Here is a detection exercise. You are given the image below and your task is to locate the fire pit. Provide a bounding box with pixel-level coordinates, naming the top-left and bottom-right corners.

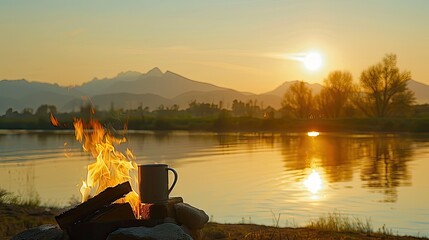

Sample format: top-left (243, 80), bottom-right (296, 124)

top-left (52, 181), bottom-right (208, 240)
top-left (12, 117), bottom-right (209, 240)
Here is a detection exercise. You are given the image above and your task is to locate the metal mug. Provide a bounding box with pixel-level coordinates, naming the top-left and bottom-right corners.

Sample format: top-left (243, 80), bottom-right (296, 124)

top-left (138, 164), bottom-right (178, 204)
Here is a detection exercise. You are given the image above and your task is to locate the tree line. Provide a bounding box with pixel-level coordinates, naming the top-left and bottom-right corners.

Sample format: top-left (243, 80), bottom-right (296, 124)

top-left (281, 54), bottom-right (415, 119)
top-left (1, 53), bottom-right (429, 131)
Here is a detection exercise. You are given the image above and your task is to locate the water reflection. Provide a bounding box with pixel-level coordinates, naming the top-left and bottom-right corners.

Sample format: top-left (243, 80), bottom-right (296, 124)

top-left (307, 131), bottom-right (320, 137)
top-left (303, 169), bottom-right (323, 196)
top-left (0, 131), bottom-right (427, 236)
top-left (360, 135), bottom-right (413, 202)
top-left (281, 133), bottom-right (414, 202)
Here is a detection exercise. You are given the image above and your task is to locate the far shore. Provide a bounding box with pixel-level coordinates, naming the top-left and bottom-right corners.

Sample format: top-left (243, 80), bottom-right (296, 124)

top-left (1, 116), bottom-right (429, 133)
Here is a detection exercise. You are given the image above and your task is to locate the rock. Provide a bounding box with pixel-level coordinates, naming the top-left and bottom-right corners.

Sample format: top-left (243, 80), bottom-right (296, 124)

top-left (11, 224), bottom-right (66, 240)
top-left (174, 203), bottom-right (209, 230)
top-left (180, 225), bottom-right (203, 240)
top-left (164, 217), bottom-right (178, 225)
top-left (107, 223), bottom-right (193, 240)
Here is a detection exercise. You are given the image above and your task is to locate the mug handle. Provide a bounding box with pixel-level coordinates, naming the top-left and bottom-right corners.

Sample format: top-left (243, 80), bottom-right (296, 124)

top-left (167, 167), bottom-right (178, 194)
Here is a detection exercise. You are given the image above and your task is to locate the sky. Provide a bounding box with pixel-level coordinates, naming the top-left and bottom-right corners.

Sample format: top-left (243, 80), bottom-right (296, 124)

top-left (1, 0), bottom-right (428, 94)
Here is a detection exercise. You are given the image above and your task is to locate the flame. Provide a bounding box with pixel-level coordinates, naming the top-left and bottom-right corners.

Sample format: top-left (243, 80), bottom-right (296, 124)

top-left (50, 113), bottom-right (61, 127)
top-left (73, 117), bottom-right (140, 216)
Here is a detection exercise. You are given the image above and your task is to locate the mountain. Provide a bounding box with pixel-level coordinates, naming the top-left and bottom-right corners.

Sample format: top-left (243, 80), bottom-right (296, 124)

top-left (0, 79), bottom-right (83, 113)
top-left (75, 67), bottom-right (232, 98)
top-left (21, 91), bottom-right (77, 111)
top-left (0, 79), bottom-right (82, 99)
top-left (0, 68), bottom-right (428, 114)
top-left (101, 69), bottom-right (229, 98)
top-left (0, 95), bottom-right (20, 112)
top-left (408, 80), bottom-right (429, 104)
top-left (263, 80), bottom-right (323, 97)
top-left (78, 71), bottom-right (142, 95)
top-left (61, 93), bottom-right (172, 112)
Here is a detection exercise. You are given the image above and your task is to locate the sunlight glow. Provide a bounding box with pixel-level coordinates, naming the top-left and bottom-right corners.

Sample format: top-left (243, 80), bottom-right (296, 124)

top-left (307, 131), bottom-right (320, 137)
top-left (303, 52), bottom-right (322, 71)
top-left (304, 170), bottom-right (323, 195)
top-left (278, 51), bottom-right (324, 72)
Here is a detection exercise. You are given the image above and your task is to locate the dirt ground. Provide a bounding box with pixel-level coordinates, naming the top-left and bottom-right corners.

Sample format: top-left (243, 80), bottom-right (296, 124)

top-left (201, 222), bottom-right (426, 240)
top-left (1, 203), bottom-right (426, 240)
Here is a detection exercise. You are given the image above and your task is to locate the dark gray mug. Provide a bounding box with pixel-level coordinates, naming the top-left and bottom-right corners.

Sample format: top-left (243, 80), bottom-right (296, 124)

top-left (138, 164), bottom-right (178, 204)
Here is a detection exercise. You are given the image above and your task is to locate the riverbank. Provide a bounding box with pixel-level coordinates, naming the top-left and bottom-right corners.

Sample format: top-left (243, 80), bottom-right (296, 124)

top-left (1, 202), bottom-right (426, 240)
top-left (203, 222), bottom-right (426, 240)
top-left (1, 115), bottom-right (429, 132)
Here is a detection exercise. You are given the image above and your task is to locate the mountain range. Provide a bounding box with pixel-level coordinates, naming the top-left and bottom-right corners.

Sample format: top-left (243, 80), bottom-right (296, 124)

top-left (1, 67), bottom-right (428, 114)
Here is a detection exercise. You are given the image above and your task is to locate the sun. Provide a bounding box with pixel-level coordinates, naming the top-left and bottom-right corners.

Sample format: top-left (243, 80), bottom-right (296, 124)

top-left (303, 52), bottom-right (323, 71)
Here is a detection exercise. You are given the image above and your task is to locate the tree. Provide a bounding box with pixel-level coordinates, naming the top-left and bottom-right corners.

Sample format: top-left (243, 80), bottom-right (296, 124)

top-left (232, 100), bottom-right (245, 117)
top-left (188, 100), bottom-right (220, 117)
top-left (35, 104), bottom-right (57, 116)
top-left (5, 108), bottom-right (13, 116)
top-left (316, 71), bottom-right (354, 118)
top-left (21, 108), bottom-right (34, 116)
top-left (281, 81), bottom-right (314, 119)
top-left (358, 54), bottom-right (414, 117)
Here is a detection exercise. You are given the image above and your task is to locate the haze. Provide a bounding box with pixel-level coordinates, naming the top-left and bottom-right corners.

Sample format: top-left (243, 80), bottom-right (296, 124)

top-left (1, 0), bottom-right (428, 93)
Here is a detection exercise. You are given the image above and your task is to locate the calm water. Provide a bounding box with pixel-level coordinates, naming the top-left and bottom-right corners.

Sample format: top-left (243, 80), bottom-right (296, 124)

top-left (0, 130), bottom-right (428, 236)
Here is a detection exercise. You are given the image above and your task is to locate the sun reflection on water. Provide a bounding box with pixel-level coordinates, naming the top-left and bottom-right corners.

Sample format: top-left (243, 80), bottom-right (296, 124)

top-left (307, 131), bottom-right (320, 137)
top-left (303, 169), bottom-right (323, 199)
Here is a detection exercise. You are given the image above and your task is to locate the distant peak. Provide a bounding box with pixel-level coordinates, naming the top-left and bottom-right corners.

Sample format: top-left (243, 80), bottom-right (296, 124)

top-left (146, 67), bottom-right (163, 77)
top-left (1, 79), bottom-right (28, 83)
top-left (164, 70), bottom-right (185, 78)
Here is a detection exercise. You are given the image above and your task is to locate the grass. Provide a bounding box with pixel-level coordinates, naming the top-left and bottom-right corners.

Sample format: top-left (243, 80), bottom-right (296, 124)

top-left (201, 212), bottom-right (428, 240)
top-left (306, 211), bottom-right (373, 234)
top-left (0, 188), bottom-right (59, 238)
top-left (0, 188), bottom-right (41, 207)
top-left (1, 189), bottom-right (427, 239)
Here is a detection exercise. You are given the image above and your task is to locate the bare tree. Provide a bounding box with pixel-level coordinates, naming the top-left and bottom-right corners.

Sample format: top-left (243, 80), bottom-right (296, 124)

top-left (357, 54), bottom-right (414, 118)
top-left (316, 71), bottom-right (354, 118)
top-left (281, 81), bottom-right (313, 119)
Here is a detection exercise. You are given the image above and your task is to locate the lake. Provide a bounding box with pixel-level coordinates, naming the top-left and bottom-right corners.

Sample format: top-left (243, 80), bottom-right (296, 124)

top-left (0, 130), bottom-right (428, 236)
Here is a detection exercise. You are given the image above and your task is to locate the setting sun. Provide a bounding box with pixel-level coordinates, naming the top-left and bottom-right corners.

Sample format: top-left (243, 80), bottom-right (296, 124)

top-left (1, 1), bottom-right (429, 238)
top-left (303, 52), bottom-right (323, 71)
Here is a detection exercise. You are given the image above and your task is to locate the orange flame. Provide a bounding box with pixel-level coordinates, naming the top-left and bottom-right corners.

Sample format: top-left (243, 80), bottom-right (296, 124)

top-left (73, 118), bottom-right (140, 216)
top-left (50, 113), bottom-right (61, 127)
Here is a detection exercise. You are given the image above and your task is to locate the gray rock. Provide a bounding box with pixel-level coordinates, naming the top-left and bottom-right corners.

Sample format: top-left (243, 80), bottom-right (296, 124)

top-left (174, 203), bottom-right (209, 230)
top-left (180, 225), bottom-right (202, 240)
top-left (107, 223), bottom-right (193, 240)
top-left (11, 224), bottom-right (65, 240)
top-left (163, 217), bottom-right (178, 225)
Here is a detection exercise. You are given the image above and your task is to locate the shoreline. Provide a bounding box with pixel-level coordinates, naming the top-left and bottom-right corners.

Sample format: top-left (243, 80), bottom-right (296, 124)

top-left (1, 203), bottom-right (427, 240)
top-left (1, 116), bottom-right (429, 133)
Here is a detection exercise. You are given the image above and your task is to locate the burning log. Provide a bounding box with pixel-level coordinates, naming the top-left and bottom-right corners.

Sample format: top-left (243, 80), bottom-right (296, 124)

top-left (140, 197), bottom-right (183, 220)
top-left (55, 181), bottom-right (133, 230)
top-left (87, 203), bottom-right (135, 223)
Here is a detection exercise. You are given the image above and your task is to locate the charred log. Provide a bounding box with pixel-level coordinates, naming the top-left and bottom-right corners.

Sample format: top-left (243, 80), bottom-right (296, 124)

top-left (55, 181), bottom-right (133, 230)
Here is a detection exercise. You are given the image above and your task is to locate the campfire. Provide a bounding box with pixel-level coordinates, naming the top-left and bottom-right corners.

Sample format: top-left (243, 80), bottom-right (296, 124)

top-left (23, 114), bottom-right (210, 240)
top-left (73, 117), bottom-right (140, 215)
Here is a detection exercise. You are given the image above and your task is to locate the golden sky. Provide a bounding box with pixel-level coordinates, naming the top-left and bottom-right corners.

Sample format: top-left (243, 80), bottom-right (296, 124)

top-left (1, 0), bottom-right (428, 93)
